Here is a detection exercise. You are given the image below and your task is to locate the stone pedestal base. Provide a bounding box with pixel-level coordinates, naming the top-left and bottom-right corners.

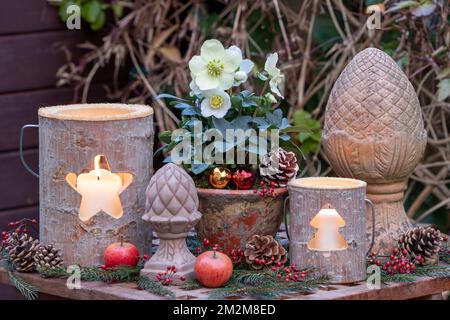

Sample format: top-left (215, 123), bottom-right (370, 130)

top-left (366, 181), bottom-right (412, 254)
top-left (140, 236), bottom-right (196, 285)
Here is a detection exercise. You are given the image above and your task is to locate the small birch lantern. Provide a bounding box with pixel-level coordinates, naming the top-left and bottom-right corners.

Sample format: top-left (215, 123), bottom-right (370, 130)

top-left (24, 103), bottom-right (154, 266)
top-left (287, 177), bottom-right (375, 283)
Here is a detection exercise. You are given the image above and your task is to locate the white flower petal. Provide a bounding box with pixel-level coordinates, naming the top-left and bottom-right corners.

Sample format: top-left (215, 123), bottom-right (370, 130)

top-left (222, 48), bottom-right (242, 72)
top-left (218, 72), bottom-right (234, 90)
top-left (195, 70), bottom-right (219, 90)
top-left (189, 80), bottom-right (202, 96)
top-left (264, 53), bottom-right (279, 77)
top-left (227, 45), bottom-right (243, 58)
top-left (188, 55), bottom-right (207, 75)
top-left (200, 99), bottom-right (216, 117)
top-left (270, 78), bottom-right (283, 98)
top-left (239, 59), bottom-right (254, 74)
top-left (201, 39), bottom-right (225, 60)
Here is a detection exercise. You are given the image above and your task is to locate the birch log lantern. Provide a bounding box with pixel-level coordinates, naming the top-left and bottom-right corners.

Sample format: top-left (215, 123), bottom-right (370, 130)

top-left (287, 177), bottom-right (375, 284)
top-left (21, 103), bottom-right (154, 266)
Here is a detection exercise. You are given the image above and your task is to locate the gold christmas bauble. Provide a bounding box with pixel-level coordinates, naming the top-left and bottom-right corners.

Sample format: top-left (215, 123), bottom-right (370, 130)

top-left (209, 167), bottom-right (231, 189)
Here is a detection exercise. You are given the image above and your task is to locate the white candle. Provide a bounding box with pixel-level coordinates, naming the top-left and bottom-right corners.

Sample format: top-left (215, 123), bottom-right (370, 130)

top-left (307, 207), bottom-right (348, 251)
top-left (76, 156), bottom-right (123, 221)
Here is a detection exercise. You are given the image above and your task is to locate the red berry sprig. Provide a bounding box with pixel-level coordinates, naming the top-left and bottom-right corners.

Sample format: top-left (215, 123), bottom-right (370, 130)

top-left (270, 263), bottom-right (309, 282)
top-left (253, 181), bottom-right (276, 198)
top-left (156, 265), bottom-right (186, 286)
top-left (1, 218), bottom-right (38, 246)
top-left (368, 246), bottom-right (421, 276)
top-left (230, 247), bottom-right (245, 266)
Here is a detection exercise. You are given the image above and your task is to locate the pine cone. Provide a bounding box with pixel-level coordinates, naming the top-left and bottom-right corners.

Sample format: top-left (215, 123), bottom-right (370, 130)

top-left (244, 235), bottom-right (287, 270)
top-left (259, 148), bottom-right (298, 187)
top-left (34, 244), bottom-right (63, 269)
top-left (4, 232), bottom-right (39, 272)
top-left (398, 227), bottom-right (443, 264)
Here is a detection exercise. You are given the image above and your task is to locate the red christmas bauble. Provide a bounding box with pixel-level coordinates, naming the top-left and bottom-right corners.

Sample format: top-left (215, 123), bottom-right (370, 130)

top-left (103, 239), bottom-right (140, 268)
top-left (232, 168), bottom-right (256, 190)
top-left (194, 251), bottom-right (233, 288)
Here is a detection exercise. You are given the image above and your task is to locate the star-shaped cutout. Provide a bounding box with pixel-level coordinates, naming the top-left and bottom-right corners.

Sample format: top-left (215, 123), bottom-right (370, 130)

top-left (66, 171), bottom-right (133, 222)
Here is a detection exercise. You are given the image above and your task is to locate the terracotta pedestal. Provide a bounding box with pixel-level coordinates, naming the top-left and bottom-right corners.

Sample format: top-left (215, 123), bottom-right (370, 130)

top-left (323, 48), bottom-right (427, 254)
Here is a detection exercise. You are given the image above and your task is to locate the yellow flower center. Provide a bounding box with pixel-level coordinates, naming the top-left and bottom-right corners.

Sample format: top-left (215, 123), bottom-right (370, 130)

top-left (210, 95), bottom-right (224, 109)
top-left (206, 59), bottom-right (224, 78)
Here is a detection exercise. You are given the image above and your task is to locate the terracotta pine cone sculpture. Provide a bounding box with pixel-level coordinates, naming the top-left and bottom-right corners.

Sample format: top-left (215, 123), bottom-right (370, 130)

top-left (244, 235), bottom-right (287, 270)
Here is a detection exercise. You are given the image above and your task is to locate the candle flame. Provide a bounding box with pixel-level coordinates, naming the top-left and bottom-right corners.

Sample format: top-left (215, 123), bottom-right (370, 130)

top-left (94, 155), bottom-right (101, 180)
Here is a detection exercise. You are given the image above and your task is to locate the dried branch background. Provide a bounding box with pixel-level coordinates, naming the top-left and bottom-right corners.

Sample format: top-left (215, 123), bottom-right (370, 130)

top-left (55, 0), bottom-right (450, 230)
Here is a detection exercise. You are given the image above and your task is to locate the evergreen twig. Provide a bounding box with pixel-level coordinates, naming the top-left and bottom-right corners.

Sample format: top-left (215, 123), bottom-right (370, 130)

top-left (381, 262), bottom-right (450, 283)
top-left (180, 278), bottom-right (202, 290)
top-left (7, 271), bottom-right (38, 300)
top-left (137, 276), bottom-right (176, 298)
top-left (1, 248), bottom-right (39, 300)
top-left (202, 268), bottom-right (329, 300)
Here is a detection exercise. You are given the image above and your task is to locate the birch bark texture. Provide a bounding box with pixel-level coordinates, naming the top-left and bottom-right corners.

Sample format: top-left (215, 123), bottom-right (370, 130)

top-left (38, 104), bottom-right (154, 266)
top-left (287, 177), bottom-right (369, 284)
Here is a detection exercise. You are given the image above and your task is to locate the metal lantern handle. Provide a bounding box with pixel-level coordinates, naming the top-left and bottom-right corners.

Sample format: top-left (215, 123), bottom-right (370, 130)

top-left (365, 198), bottom-right (376, 255)
top-left (283, 196), bottom-right (290, 241)
top-left (20, 124), bottom-right (39, 178)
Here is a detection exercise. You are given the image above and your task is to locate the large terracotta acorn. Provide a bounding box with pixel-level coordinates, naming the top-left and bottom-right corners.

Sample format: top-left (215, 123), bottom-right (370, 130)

top-left (323, 48), bottom-right (427, 254)
top-left (140, 163), bottom-right (202, 283)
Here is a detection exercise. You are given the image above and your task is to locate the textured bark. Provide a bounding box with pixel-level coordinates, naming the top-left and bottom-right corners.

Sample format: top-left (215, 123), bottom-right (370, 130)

top-left (38, 104), bottom-right (154, 266)
top-left (288, 178), bottom-right (369, 284)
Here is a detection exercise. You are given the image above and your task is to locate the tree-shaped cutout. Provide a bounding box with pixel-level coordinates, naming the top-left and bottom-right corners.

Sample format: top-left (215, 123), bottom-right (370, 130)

top-left (307, 204), bottom-right (348, 251)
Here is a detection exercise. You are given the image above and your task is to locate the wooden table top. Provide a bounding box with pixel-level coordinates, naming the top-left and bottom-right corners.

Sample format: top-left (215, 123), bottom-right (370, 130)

top-left (1, 266), bottom-right (449, 300)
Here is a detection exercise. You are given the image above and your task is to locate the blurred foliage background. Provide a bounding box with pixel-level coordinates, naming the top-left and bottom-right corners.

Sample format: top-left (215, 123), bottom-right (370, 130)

top-left (52, 0), bottom-right (450, 232)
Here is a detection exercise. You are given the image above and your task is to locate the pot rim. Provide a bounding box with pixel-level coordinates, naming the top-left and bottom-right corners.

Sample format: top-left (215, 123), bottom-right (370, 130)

top-left (196, 187), bottom-right (287, 196)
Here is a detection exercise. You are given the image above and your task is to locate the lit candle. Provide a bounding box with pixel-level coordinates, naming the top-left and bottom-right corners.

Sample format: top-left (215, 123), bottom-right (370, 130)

top-left (66, 155), bottom-right (133, 222)
top-left (307, 204), bottom-right (348, 251)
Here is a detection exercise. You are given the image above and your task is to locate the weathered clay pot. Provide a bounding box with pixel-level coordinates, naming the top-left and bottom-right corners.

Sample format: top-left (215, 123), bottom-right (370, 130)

top-left (196, 188), bottom-right (287, 253)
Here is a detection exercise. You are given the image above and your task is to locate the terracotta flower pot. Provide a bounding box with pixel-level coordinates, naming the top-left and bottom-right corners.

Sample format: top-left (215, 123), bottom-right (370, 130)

top-left (195, 188), bottom-right (287, 253)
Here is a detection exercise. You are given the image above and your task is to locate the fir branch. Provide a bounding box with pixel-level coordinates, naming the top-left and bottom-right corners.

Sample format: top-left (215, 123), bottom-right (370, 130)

top-left (181, 278), bottom-right (202, 290)
top-left (207, 269), bottom-right (329, 300)
top-left (7, 271), bottom-right (38, 300)
top-left (37, 264), bottom-right (142, 283)
top-left (137, 276), bottom-right (175, 298)
top-left (1, 247), bottom-right (39, 300)
top-left (381, 262), bottom-right (450, 283)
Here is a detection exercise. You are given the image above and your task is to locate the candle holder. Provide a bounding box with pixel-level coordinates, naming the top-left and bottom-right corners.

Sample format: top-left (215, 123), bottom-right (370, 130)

top-left (20, 103), bottom-right (154, 266)
top-left (287, 177), bottom-right (375, 284)
top-left (322, 48), bottom-right (427, 254)
top-left (141, 163), bottom-right (202, 283)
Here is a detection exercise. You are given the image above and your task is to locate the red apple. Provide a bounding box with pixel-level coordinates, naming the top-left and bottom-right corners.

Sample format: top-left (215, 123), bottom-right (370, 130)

top-left (194, 250), bottom-right (233, 288)
top-left (103, 239), bottom-right (140, 268)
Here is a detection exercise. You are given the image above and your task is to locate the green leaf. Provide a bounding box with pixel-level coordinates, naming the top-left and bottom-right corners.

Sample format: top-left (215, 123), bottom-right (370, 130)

top-left (437, 79), bottom-right (450, 101)
top-left (111, 3), bottom-right (124, 18)
top-left (81, 0), bottom-right (102, 23)
top-left (158, 131), bottom-right (172, 144)
top-left (90, 10), bottom-right (106, 30)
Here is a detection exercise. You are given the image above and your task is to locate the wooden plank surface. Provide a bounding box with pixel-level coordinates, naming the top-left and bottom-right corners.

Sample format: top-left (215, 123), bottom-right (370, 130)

top-left (0, 84), bottom-right (109, 152)
top-left (0, 0), bottom-right (65, 35)
top-left (0, 266), bottom-right (448, 300)
top-left (0, 149), bottom-right (38, 210)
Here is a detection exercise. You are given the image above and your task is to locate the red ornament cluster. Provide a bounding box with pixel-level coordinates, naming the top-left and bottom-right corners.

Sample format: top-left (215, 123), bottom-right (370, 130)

top-left (229, 247), bottom-right (245, 265)
top-left (232, 168), bottom-right (256, 190)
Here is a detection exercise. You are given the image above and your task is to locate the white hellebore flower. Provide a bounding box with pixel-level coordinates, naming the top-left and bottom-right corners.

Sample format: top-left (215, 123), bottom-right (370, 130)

top-left (189, 79), bottom-right (202, 96)
top-left (264, 53), bottom-right (284, 98)
top-left (200, 89), bottom-right (231, 119)
top-left (265, 92), bottom-right (277, 104)
top-left (189, 39), bottom-right (242, 91)
top-left (227, 46), bottom-right (254, 86)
